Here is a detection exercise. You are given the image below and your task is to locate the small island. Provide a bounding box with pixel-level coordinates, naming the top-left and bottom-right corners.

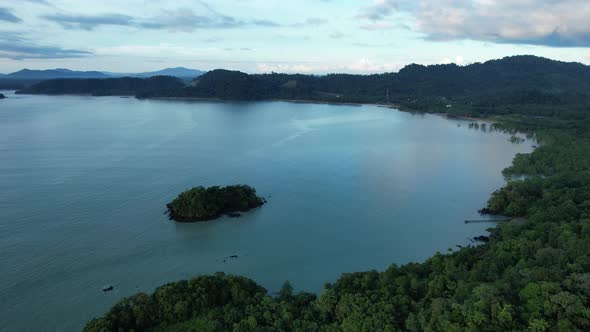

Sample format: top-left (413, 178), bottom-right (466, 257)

top-left (0, 93), bottom-right (6, 99)
top-left (166, 185), bottom-right (265, 222)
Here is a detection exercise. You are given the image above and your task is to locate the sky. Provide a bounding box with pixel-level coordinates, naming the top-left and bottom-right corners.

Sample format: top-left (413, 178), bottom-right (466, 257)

top-left (0, 0), bottom-right (589, 74)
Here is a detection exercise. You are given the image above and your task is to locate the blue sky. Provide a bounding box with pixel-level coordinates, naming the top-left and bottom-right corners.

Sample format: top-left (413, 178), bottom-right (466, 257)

top-left (0, 0), bottom-right (589, 74)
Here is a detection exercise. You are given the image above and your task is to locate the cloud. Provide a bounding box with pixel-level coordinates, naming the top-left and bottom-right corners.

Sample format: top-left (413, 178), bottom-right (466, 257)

top-left (22, 0), bottom-right (52, 5)
top-left (330, 31), bottom-right (345, 39)
top-left (441, 56), bottom-right (465, 65)
top-left (296, 17), bottom-right (328, 26)
top-left (357, 0), bottom-right (590, 47)
top-left (257, 58), bottom-right (402, 74)
top-left (0, 7), bottom-right (22, 23)
top-left (0, 32), bottom-right (91, 60)
top-left (346, 58), bottom-right (401, 73)
top-left (352, 42), bottom-right (396, 48)
top-left (356, 0), bottom-right (397, 21)
top-left (94, 44), bottom-right (210, 58)
top-left (42, 6), bottom-right (281, 32)
top-left (42, 13), bottom-right (134, 30)
top-left (257, 63), bottom-right (316, 73)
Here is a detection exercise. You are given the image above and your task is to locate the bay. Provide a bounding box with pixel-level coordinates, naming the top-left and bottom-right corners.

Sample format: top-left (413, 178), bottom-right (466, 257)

top-left (0, 91), bottom-right (533, 331)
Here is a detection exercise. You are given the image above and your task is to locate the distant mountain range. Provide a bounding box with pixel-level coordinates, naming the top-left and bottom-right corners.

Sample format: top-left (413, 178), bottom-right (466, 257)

top-left (0, 67), bottom-right (204, 80)
top-left (105, 67), bottom-right (205, 78)
top-left (4, 69), bottom-right (109, 79)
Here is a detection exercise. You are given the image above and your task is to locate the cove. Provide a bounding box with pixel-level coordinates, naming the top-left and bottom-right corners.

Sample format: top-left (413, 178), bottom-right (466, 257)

top-left (0, 92), bottom-right (534, 331)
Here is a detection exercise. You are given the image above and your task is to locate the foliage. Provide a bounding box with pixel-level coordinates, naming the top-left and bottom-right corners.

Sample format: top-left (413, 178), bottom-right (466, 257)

top-left (167, 185), bottom-right (264, 222)
top-left (16, 76), bottom-right (184, 96)
top-left (0, 78), bottom-right (37, 90)
top-left (19, 56), bottom-right (590, 121)
top-left (134, 56), bottom-right (590, 120)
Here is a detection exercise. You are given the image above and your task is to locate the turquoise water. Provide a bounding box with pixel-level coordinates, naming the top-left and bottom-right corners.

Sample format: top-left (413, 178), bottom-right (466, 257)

top-left (0, 91), bottom-right (534, 331)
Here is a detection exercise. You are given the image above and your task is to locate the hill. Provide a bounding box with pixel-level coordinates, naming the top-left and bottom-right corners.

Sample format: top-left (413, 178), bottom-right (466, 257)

top-left (16, 76), bottom-right (185, 96)
top-left (101, 67), bottom-right (205, 78)
top-left (133, 67), bottom-right (204, 78)
top-left (136, 55), bottom-right (590, 116)
top-left (1, 67), bottom-right (204, 81)
top-left (17, 55), bottom-right (590, 119)
top-left (5, 68), bottom-right (109, 80)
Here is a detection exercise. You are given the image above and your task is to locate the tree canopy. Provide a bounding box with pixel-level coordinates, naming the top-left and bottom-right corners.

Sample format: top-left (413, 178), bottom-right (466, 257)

top-left (166, 185), bottom-right (265, 222)
top-left (16, 76), bottom-right (184, 96)
top-left (18, 56), bottom-right (590, 121)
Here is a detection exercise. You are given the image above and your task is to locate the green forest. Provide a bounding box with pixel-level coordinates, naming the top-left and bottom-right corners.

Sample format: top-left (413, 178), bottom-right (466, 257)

top-left (16, 76), bottom-right (184, 96)
top-left (18, 55), bottom-right (590, 120)
top-left (83, 56), bottom-right (590, 331)
top-left (166, 185), bottom-right (265, 222)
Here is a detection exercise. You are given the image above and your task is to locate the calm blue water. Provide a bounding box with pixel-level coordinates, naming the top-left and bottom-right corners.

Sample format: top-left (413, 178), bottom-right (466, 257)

top-left (0, 91), bottom-right (534, 331)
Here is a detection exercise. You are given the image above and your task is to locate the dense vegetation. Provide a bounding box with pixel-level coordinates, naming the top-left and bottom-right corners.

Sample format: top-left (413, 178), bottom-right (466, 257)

top-left (131, 56), bottom-right (590, 117)
top-left (166, 185), bottom-right (265, 222)
top-left (83, 55), bottom-right (590, 331)
top-left (0, 78), bottom-right (40, 90)
top-left (16, 76), bottom-right (184, 96)
top-left (18, 55), bottom-right (590, 119)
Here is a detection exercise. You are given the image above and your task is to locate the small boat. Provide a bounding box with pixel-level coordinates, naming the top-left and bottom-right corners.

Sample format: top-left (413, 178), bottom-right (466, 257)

top-left (102, 285), bottom-right (114, 292)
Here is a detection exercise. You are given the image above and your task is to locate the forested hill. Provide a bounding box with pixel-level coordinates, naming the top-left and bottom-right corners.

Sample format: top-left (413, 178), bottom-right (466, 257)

top-left (17, 55), bottom-right (590, 117)
top-left (146, 56), bottom-right (590, 118)
top-left (16, 76), bottom-right (184, 96)
top-left (135, 55), bottom-right (590, 107)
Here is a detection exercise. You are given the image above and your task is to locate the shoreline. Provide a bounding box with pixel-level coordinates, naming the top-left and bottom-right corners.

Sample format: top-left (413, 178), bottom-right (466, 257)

top-left (166, 202), bottom-right (265, 223)
top-left (431, 112), bottom-right (496, 123)
top-left (148, 96), bottom-right (396, 108)
top-left (146, 96), bottom-right (498, 123)
top-left (17, 91), bottom-right (498, 124)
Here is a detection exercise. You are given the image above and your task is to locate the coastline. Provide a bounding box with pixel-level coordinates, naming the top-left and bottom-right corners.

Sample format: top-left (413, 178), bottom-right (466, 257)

top-left (17, 91), bottom-right (496, 124)
top-left (432, 112), bottom-right (496, 123)
top-left (151, 96), bottom-right (498, 123)
top-left (148, 95), bottom-right (395, 108)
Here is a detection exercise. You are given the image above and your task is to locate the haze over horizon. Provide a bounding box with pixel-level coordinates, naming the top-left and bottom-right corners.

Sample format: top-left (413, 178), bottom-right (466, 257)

top-left (1, 0), bottom-right (589, 74)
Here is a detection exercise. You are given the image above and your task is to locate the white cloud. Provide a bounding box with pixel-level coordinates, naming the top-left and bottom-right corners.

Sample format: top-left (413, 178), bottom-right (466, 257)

top-left (257, 63), bottom-right (316, 73)
top-left (94, 44), bottom-right (219, 57)
top-left (257, 58), bottom-right (402, 74)
top-left (357, 0), bottom-right (590, 47)
top-left (347, 58), bottom-right (400, 72)
top-left (356, 0), bottom-right (397, 21)
top-left (440, 55), bottom-right (466, 65)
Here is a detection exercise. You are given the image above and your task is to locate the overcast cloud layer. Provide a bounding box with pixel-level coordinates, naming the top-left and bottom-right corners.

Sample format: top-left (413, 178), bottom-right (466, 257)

top-left (360, 0), bottom-right (590, 47)
top-left (0, 0), bottom-right (588, 73)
